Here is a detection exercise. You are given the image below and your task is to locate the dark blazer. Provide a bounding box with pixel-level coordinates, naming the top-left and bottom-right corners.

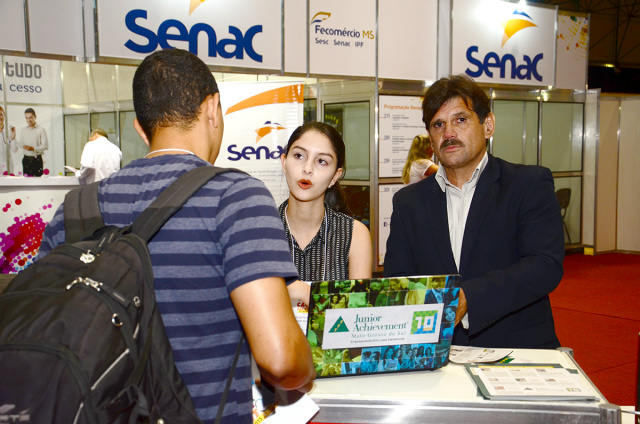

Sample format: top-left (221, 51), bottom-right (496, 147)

top-left (384, 154), bottom-right (564, 349)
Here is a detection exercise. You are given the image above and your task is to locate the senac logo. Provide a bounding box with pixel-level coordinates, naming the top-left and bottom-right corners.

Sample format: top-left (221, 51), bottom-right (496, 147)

top-left (124, 1), bottom-right (263, 62)
top-left (465, 9), bottom-right (543, 82)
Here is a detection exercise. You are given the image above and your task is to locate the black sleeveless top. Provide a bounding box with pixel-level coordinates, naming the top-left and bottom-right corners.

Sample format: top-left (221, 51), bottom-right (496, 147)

top-left (279, 200), bottom-right (354, 281)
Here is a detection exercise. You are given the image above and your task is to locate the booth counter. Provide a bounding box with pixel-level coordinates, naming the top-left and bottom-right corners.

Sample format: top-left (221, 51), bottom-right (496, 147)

top-left (0, 175), bottom-right (81, 190)
top-left (0, 176), bottom-right (81, 273)
top-left (309, 347), bottom-right (620, 424)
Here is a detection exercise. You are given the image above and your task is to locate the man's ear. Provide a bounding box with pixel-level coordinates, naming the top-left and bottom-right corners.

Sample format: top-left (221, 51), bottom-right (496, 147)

top-left (133, 118), bottom-right (150, 147)
top-left (484, 112), bottom-right (495, 139)
top-left (207, 93), bottom-right (220, 129)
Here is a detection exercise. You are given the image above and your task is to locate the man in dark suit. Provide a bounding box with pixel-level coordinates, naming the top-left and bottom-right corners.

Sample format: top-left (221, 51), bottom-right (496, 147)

top-left (384, 75), bottom-right (564, 349)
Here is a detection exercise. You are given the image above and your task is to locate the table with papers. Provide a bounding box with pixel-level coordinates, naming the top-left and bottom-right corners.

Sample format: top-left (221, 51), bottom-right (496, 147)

top-left (308, 347), bottom-right (620, 424)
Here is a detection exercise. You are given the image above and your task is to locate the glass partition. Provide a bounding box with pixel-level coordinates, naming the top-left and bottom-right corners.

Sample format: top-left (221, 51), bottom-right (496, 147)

top-left (554, 176), bottom-right (582, 245)
top-left (492, 100), bottom-right (538, 165)
top-left (63, 114), bottom-right (89, 173)
top-left (304, 98), bottom-right (317, 123)
top-left (323, 101), bottom-right (370, 180)
top-left (541, 102), bottom-right (584, 172)
top-left (491, 94), bottom-right (585, 246)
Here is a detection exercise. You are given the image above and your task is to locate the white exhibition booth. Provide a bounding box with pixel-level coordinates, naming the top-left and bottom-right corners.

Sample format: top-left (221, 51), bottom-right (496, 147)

top-left (0, 1), bottom-right (637, 423)
top-left (2, 0), bottom-right (612, 273)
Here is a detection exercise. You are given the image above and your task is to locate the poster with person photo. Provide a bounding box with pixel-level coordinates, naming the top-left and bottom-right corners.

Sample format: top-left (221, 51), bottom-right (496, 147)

top-left (5, 105), bottom-right (64, 176)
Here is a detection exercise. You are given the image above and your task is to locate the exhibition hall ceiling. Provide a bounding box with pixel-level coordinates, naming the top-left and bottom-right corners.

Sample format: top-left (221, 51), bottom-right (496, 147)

top-left (536, 0), bottom-right (640, 69)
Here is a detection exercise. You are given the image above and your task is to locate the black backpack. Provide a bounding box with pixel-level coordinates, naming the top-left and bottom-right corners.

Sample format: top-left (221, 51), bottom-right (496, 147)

top-left (0, 166), bottom-right (242, 424)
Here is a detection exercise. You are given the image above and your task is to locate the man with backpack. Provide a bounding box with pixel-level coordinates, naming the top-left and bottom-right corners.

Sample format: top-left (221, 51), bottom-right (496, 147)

top-left (37, 49), bottom-right (315, 423)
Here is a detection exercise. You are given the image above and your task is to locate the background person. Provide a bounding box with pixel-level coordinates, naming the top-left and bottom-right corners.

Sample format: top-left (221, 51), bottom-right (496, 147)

top-left (10, 107), bottom-right (48, 177)
top-left (280, 121), bottom-right (372, 305)
top-left (73, 128), bottom-right (122, 183)
top-left (384, 74), bottom-right (564, 349)
top-left (0, 106), bottom-right (9, 174)
top-left (38, 49), bottom-right (314, 423)
top-left (402, 134), bottom-right (438, 184)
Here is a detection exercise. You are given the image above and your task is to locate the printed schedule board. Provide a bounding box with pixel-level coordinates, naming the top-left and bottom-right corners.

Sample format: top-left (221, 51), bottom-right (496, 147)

top-left (378, 95), bottom-right (425, 178)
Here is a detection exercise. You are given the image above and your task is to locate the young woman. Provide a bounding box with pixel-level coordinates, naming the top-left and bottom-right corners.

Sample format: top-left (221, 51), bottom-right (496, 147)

top-left (280, 122), bottom-right (372, 303)
top-left (401, 134), bottom-right (438, 184)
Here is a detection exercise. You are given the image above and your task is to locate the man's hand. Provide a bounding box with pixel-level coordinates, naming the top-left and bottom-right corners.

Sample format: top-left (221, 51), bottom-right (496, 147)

top-left (23, 145), bottom-right (34, 151)
top-left (455, 288), bottom-right (467, 326)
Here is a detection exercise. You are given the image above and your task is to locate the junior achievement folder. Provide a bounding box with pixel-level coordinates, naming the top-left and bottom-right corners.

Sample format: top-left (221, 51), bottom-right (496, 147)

top-left (306, 275), bottom-right (461, 378)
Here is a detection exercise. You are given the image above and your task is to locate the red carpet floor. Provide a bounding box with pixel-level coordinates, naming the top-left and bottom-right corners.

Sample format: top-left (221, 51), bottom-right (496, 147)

top-left (550, 252), bottom-right (640, 407)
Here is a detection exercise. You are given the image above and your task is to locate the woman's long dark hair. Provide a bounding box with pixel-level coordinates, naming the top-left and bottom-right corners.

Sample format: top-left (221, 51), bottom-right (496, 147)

top-left (284, 121), bottom-right (352, 215)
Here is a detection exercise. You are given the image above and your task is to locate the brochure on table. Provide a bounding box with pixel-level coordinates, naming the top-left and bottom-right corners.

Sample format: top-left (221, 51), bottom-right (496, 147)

top-left (465, 363), bottom-right (600, 401)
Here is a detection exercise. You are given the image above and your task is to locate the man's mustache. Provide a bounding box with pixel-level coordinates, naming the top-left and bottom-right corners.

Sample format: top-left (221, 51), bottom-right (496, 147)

top-left (440, 138), bottom-right (463, 149)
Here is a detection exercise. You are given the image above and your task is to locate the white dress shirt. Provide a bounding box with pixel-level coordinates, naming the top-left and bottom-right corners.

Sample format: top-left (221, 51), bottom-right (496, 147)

top-left (76, 136), bottom-right (122, 183)
top-left (434, 151), bottom-right (489, 328)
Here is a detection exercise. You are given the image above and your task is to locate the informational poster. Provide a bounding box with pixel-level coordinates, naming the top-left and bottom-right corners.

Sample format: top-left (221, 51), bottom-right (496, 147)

top-left (214, 82), bottom-right (304, 205)
top-left (97, 0), bottom-right (282, 70)
top-left (3, 57), bottom-right (62, 105)
top-left (378, 184), bottom-right (404, 266)
top-left (309, 0), bottom-right (376, 77)
top-left (3, 57), bottom-right (64, 177)
top-left (555, 12), bottom-right (589, 90)
top-left (452, 0), bottom-right (557, 87)
top-left (4, 56), bottom-right (66, 176)
top-left (5, 105), bottom-right (65, 177)
top-left (378, 95), bottom-right (425, 178)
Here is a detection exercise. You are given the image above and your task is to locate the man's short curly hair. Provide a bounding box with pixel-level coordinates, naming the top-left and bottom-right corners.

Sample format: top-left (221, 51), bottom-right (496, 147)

top-left (133, 49), bottom-right (219, 140)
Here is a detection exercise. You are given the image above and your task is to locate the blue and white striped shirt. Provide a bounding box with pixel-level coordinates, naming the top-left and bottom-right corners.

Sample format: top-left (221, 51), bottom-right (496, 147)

top-left (39, 154), bottom-right (299, 424)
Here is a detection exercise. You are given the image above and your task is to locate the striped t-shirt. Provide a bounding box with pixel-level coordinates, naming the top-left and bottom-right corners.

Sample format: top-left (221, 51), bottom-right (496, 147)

top-left (278, 200), bottom-right (354, 281)
top-left (39, 154), bottom-right (299, 424)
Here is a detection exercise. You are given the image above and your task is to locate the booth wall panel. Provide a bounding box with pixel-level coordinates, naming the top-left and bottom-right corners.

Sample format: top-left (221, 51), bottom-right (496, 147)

top-left (0, 0), bottom-right (26, 53)
top-left (29, 0), bottom-right (84, 57)
top-left (617, 99), bottom-right (640, 252)
top-left (595, 99), bottom-right (618, 253)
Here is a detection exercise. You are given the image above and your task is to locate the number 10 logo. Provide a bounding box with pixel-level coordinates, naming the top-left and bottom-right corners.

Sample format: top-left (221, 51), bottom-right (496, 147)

top-left (412, 311), bottom-right (438, 334)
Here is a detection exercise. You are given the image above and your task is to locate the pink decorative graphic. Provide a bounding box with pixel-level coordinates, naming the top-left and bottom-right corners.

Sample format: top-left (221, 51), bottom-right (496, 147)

top-left (1, 198), bottom-right (49, 273)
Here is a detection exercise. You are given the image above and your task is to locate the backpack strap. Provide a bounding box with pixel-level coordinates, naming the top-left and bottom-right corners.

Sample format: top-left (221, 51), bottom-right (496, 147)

top-left (215, 335), bottom-right (244, 424)
top-left (64, 181), bottom-right (104, 243)
top-left (130, 166), bottom-right (242, 242)
top-left (63, 166), bottom-right (243, 244)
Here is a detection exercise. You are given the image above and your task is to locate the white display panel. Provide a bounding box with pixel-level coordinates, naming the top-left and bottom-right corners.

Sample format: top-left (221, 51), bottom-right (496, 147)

top-left (378, 95), bottom-right (425, 178)
top-left (378, 0), bottom-right (438, 81)
top-left (214, 82), bottom-right (304, 206)
top-left (28, 0), bottom-right (84, 57)
top-left (308, 0), bottom-right (376, 77)
top-left (0, 0), bottom-right (26, 53)
top-left (97, 0), bottom-right (282, 70)
top-left (284, 0), bottom-right (307, 74)
top-left (452, 0), bottom-right (557, 87)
